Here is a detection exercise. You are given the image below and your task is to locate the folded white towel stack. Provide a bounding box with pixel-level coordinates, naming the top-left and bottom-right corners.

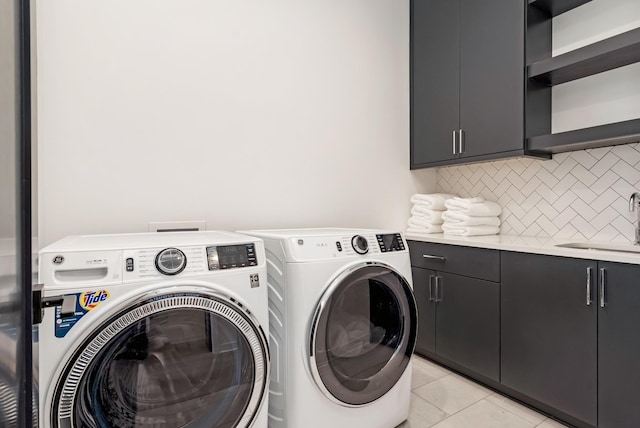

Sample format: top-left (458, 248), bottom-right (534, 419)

top-left (410, 193), bottom-right (457, 210)
top-left (410, 206), bottom-right (444, 223)
top-left (442, 197), bottom-right (502, 237)
top-left (444, 197), bottom-right (502, 217)
top-left (406, 193), bottom-right (457, 235)
top-left (441, 210), bottom-right (501, 227)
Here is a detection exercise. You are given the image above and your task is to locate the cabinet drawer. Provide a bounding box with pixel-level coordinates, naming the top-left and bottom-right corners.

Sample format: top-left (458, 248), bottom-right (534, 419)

top-left (407, 241), bottom-right (499, 282)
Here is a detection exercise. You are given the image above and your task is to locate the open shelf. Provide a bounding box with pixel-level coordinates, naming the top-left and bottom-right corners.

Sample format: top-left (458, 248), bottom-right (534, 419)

top-left (528, 0), bottom-right (591, 18)
top-left (527, 118), bottom-right (640, 154)
top-left (528, 28), bottom-right (640, 85)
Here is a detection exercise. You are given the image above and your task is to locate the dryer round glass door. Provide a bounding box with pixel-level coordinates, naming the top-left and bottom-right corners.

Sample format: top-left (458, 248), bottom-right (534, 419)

top-left (309, 263), bottom-right (418, 406)
top-left (50, 291), bottom-right (268, 428)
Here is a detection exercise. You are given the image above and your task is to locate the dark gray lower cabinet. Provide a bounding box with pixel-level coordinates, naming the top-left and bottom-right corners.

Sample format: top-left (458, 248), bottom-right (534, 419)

top-left (410, 243), bottom-right (640, 428)
top-left (412, 267), bottom-right (499, 381)
top-left (412, 267), bottom-right (436, 355)
top-left (436, 272), bottom-right (499, 381)
top-left (598, 262), bottom-right (640, 428)
top-left (501, 252), bottom-right (597, 427)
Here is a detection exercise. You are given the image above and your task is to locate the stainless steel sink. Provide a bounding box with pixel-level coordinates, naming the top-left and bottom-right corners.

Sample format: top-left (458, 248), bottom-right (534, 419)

top-left (555, 242), bottom-right (640, 254)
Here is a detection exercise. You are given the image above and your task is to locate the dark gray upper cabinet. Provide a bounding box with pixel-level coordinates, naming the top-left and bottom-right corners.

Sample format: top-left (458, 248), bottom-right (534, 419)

top-left (458, 0), bottom-right (524, 159)
top-left (411, 0), bottom-right (547, 168)
top-left (598, 262), bottom-right (640, 428)
top-left (501, 252), bottom-right (597, 427)
top-left (410, 0), bottom-right (460, 166)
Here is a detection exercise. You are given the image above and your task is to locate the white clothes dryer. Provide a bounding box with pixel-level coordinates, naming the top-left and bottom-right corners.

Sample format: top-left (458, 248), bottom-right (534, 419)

top-left (38, 231), bottom-right (269, 428)
top-left (239, 228), bottom-right (417, 428)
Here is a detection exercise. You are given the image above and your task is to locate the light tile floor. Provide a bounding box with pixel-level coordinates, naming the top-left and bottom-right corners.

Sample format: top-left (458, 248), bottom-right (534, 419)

top-left (396, 355), bottom-right (571, 428)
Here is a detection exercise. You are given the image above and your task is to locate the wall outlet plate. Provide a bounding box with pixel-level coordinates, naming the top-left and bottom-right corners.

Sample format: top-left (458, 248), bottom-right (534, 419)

top-left (148, 221), bottom-right (207, 233)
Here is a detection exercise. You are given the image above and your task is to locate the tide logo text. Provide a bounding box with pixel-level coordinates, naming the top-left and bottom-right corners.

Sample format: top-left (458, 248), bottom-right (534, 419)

top-left (79, 290), bottom-right (110, 311)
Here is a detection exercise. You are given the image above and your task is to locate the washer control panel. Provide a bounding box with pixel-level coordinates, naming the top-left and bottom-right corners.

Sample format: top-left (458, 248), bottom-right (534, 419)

top-left (376, 233), bottom-right (405, 252)
top-left (122, 242), bottom-right (259, 281)
top-left (122, 246), bottom-right (205, 280)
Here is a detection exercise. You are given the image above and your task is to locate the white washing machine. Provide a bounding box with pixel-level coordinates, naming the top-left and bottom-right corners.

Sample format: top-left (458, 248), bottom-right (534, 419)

top-left (238, 228), bottom-right (418, 428)
top-left (37, 231), bottom-right (269, 428)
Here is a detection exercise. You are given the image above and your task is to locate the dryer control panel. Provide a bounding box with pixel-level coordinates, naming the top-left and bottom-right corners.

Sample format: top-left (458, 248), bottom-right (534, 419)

top-left (285, 232), bottom-right (407, 262)
top-left (376, 233), bottom-right (406, 252)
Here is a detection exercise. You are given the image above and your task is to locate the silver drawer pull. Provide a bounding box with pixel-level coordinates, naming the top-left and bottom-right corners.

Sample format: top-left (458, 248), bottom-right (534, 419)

top-left (586, 267), bottom-right (592, 306)
top-left (423, 254), bottom-right (446, 261)
top-left (428, 275), bottom-right (435, 302)
top-left (452, 131), bottom-right (457, 155)
top-left (435, 275), bottom-right (442, 303)
top-left (600, 268), bottom-right (606, 308)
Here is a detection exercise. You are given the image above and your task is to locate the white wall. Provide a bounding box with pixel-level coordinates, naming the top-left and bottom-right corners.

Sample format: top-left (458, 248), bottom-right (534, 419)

top-left (36, 0), bottom-right (435, 247)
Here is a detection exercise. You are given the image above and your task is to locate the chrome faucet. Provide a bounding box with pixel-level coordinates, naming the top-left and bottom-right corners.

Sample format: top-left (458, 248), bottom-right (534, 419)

top-left (629, 192), bottom-right (640, 244)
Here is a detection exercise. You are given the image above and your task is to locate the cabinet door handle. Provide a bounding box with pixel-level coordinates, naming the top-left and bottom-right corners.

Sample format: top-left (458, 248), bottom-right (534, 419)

top-left (586, 267), bottom-right (592, 306)
top-left (423, 254), bottom-right (446, 261)
top-left (452, 130), bottom-right (458, 155)
top-left (600, 268), bottom-right (606, 308)
top-left (458, 129), bottom-right (465, 154)
top-left (434, 276), bottom-right (442, 303)
top-left (428, 275), bottom-right (435, 302)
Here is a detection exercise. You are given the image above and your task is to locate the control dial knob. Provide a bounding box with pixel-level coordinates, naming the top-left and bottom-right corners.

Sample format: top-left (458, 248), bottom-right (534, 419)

top-left (155, 248), bottom-right (187, 275)
top-left (351, 235), bottom-right (369, 255)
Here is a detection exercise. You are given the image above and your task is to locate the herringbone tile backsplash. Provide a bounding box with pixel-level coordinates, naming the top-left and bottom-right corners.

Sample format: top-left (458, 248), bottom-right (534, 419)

top-left (437, 143), bottom-right (640, 243)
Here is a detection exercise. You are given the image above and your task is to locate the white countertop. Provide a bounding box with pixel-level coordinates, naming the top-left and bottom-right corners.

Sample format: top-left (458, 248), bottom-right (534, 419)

top-left (405, 233), bottom-right (640, 265)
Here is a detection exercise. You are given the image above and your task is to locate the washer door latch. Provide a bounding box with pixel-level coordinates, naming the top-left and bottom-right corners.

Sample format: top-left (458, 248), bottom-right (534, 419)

top-left (32, 283), bottom-right (76, 325)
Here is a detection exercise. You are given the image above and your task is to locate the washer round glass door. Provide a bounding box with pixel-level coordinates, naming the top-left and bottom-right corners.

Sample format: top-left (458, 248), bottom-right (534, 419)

top-left (309, 263), bottom-right (417, 406)
top-left (51, 290), bottom-right (268, 428)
